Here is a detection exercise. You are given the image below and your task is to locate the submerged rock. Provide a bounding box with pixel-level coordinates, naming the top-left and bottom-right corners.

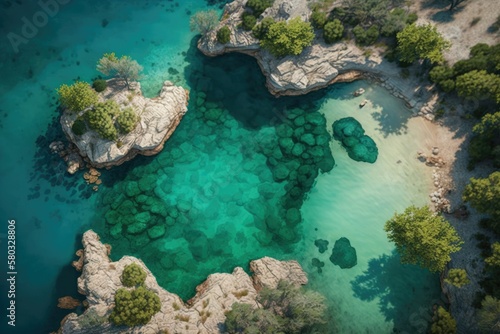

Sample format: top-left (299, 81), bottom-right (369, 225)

top-left (314, 239), bottom-right (329, 254)
top-left (332, 117), bottom-right (378, 163)
top-left (329, 237), bottom-right (357, 269)
top-left (60, 79), bottom-right (189, 168)
top-left (311, 258), bottom-right (325, 273)
top-left (58, 230), bottom-right (308, 334)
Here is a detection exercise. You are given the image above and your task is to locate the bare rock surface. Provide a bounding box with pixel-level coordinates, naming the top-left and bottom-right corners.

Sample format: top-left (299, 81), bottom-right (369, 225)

top-left (60, 79), bottom-right (189, 169)
top-left (58, 230), bottom-right (308, 334)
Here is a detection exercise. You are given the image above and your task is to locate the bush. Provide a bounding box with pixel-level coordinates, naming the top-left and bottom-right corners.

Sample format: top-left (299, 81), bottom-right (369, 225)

top-left (260, 17), bottom-right (314, 57)
top-left (246, 0), bottom-right (273, 16)
top-left (241, 12), bottom-right (257, 31)
top-left (353, 25), bottom-right (379, 46)
top-left (406, 12), bottom-right (418, 24)
top-left (310, 8), bottom-right (327, 29)
top-left (397, 24), bottom-right (451, 64)
top-left (97, 53), bottom-right (143, 89)
top-left (85, 100), bottom-right (120, 141)
top-left (323, 19), bottom-right (344, 44)
top-left (121, 263), bottom-right (147, 287)
top-left (217, 26), bottom-right (231, 44)
top-left (225, 280), bottom-right (327, 334)
top-left (477, 296), bottom-right (500, 332)
top-left (109, 286), bottom-right (161, 327)
top-left (92, 79), bottom-right (107, 93)
top-left (252, 17), bottom-right (275, 39)
top-left (72, 117), bottom-right (87, 136)
top-left (117, 107), bottom-right (139, 134)
top-left (57, 81), bottom-right (98, 112)
top-left (190, 10), bottom-right (219, 36)
top-left (78, 308), bottom-right (107, 329)
top-left (430, 306), bottom-right (456, 334)
top-left (444, 268), bottom-right (470, 287)
top-left (380, 8), bottom-right (408, 37)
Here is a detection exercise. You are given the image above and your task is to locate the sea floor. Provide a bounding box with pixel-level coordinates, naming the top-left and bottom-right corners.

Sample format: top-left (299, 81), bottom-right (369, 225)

top-left (0, 1), bottom-right (441, 333)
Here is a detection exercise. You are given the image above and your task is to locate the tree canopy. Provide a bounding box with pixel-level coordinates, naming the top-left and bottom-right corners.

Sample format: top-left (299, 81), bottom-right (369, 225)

top-left (384, 205), bottom-right (463, 272)
top-left (463, 171), bottom-right (500, 219)
top-left (260, 17), bottom-right (314, 57)
top-left (190, 10), bottom-right (219, 36)
top-left (121, 263), bottom-right (147, 287)
top-left (97, 53), bottom-right (143, 89)
top-left (455, 70), bottom-right (500, 101)
top-left (477, 296), bottom-right (500, 332)
top-left (430, 306), bottom-right (456, 334)
top-left (396, 24), bottom-right (451, 64)
top-left (109, 286), bottom-right (161, 327)
top-left (486, 243), bottom-right (500, 267)
top-left (444, 268), bottom-right (470, 288)
top-left (57, 81), bottom-right (98, 112)
top-left (225, 280), bottom-right (327, 334)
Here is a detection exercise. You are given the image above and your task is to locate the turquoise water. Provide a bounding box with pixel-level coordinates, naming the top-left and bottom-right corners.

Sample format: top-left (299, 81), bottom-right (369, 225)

top-left (0, 1), bottom-right (441, 333)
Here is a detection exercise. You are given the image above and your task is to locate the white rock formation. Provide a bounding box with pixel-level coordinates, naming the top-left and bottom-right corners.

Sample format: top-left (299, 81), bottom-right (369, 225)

top-left (60, 79), bottom-right (189, 168)
top-left (57, 230), bottom-right (308, 334)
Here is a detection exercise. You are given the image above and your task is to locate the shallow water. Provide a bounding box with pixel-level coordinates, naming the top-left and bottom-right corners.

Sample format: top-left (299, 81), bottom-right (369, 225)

top-left (0, 1), bottom-right (440, 333)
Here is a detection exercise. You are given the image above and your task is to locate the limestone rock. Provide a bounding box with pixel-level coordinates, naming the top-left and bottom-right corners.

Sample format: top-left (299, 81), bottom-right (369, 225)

top-left (60, 79), bottom-right (188, 168)
top-left (58, 231), bottom-right (308, 334)
top-left (57, 296), bottom-right (81, 310)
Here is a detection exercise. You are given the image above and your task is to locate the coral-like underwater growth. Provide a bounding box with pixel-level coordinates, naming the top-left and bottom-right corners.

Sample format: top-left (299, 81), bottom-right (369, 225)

top-left (332, 117), bottom-right (378, 163)
top-left (329, 237), bottom-right (357, 269)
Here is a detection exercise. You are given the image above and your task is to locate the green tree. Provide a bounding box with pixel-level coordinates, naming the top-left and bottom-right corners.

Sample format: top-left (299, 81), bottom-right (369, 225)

top-left (477, 296), bottom-right (500, 332)
top-left (190, 10), bottom-right (219, 36)
top-left (353, 25), bottom-right (379, 45)
top-left (444, 268), bottom-right (470, 288)
top-left (396, 24), bottom-right (451, 64)
top-left (247, 0), bottom-right (274, 16)
top-left (260, 17), bottom-right (315, 57)
top-left (486, 243), bottom-right (500, 267)
top-left (72, 117), bottom-right (87, 136)
top-left (85, 100), bottom-right (120, 141)
top-left (57, 81), bottom-right (98, 112)
top-left (463, 171), bottom-right (500, 219)
top-left (384, 206), bottom-right (463, 272)
top-left (121, 263), bottom-right (147, 287)
top-left (241, 12), bottom-right (258, 31)
top-left (469, 112), bottom-right (500, 166)
top-left (109, 286), bottom-right (161, 327)
top-left (225, 304), bottom-right (283, 334)
top-left (455, 70), bottom-right (500, 101)
top-left (323, 19), bottom-right (344, 44)
top-left (92, 79), bottom-right (108, 93)
top-left (252, 17), bottom-right (275, 39)
top-left (216, 26), bottom-right (231, 44)
top-left (97, 53), bottom-right (143, 89)
top-left (430, 306), bottom-right (456, 334)
top-left (310, 8), bottom-right (328, 29)
top-left (380, 8), bottom-right (410, 37)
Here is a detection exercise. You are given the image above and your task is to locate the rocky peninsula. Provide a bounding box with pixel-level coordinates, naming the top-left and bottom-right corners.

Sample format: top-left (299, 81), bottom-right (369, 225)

top-left (60, 79), bottom-right (189, 170)
top-left (57, 230), bottom-right (308, 334)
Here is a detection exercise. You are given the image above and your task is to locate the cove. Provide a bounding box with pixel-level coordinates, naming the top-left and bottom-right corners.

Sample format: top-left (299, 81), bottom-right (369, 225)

top-left (0, 0), bottom-right (440, 333)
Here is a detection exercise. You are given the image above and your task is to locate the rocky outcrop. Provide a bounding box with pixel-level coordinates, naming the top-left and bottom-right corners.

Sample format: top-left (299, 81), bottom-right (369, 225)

top-left (60, 79), bottom-right (189, 169)
top-left (198, 0), bottom-right (374, 97)
top-left (57, 230), bottom-right (308, 334)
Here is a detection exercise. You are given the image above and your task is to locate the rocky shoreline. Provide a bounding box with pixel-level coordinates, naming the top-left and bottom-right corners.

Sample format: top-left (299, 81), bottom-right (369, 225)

top-left (56, 230), bottom-right (308, 334)
top-left (60, 79), bottom-right (189, 171)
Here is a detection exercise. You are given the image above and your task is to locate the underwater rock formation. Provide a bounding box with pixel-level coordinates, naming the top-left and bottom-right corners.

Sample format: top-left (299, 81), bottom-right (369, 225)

top-left (332, 117), bottom-right (378, 163)
top-left (60, 79), bottom-right (189, 168)
top-left (197, 0), bottom-right (368, 96)
top-left (329, 237), bottom-right (357, 269)
top-left (57, 230), bottom-right (308, 334)
top-left (312, 258), bottom-right (325, 273)
top-left (314, 239), bottom-right (329, 254)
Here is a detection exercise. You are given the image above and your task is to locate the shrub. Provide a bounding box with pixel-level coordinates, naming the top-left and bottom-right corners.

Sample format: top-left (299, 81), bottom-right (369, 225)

top-left (246, 0), bottom-right (273, 16)
top-left (444, 268), bottom-right (470, 287)
top-left (121, 263), bottom-right (147, 287)
top-left (109, 286), bottom-right (161, 327)
top-left (310, 8), bottom-right (327, 29)
top-left (430, 306), bottom-right (456, 334)
top-left (260, 17), bottom-right (314, 57)
top-left (57, 81), bottom-right (98, 112)
top-left (252, 17), bottom-right (275, 39)
top-left (217, 26), bottom-right (231, 44)
top-left (225, 304), bottom-right (282, 333)
top-left (380, 8), bottom-right (408, 37)
top-left (323, 19), bottom-right (344, 44)
top-left (85, 100), bottom-right (119, 141)
top-left (485, 243), bottom-right (500, 267)
top-left (353, 25), bottom-right (379, 46)
top-left (406, 12), bottom-right (418, 24)
top-left (241, 12), bottom-right (257, 31)
top-left (477, 296), bottom-right (500, 332)
top-left (78, 308), bottom-right (107, 329)
top-left (92, 79), bottom-right (108, 93)
top-left (72, 117), bottom-right (87, 136)
top-left (117, 107), bottom-right (139, 134)
top-left (397, 24), bottom-right (451, 64)
top-left (190, 10), bottom-right (219, 36)
top-left (429, 65), bottom-right (454, 83)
